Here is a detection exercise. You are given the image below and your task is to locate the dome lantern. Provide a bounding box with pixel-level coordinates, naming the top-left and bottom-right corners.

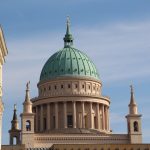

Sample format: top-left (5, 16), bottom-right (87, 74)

top-left (63, 17), bottom-right (74, 48)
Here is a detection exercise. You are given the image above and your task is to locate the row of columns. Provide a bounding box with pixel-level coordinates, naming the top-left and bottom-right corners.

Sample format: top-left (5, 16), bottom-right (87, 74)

top-left (35, 102), bottom-right (110, 132)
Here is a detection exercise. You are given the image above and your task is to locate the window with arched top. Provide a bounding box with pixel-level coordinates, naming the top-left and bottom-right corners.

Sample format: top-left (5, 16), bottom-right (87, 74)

top-left (13, 136), bottom-right (17, 145)
top-left (133, 121), bottom-right (139, 132)
top-left (26, 120), bottom-right (31, 131)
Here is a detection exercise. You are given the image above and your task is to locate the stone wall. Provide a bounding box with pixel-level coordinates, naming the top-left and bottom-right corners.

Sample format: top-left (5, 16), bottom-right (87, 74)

top-left (52, 144), bottom-right (150, 150)
top-left (2, 145), bottom-right (25, 150)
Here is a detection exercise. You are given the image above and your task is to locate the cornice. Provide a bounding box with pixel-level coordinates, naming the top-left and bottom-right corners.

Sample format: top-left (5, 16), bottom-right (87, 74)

top-left (32, 95), bottom-right (110, 107)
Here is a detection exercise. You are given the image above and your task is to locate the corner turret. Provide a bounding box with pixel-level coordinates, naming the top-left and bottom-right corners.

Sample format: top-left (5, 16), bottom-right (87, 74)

top-left (9, 105), bottom-right (21, 145)
top-left (126, 85), bottom-right (142, 144)
top-left (20, 82), bottom-right (35, 148)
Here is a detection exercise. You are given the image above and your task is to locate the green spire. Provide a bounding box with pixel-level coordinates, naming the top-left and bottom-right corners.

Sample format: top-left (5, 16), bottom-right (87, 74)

top-left (64, 17), bottom-right (73, 47)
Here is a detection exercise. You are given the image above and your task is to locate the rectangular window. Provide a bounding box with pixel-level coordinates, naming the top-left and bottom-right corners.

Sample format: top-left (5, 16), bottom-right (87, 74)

top-left (68, 84), bottom-right (71, 88)
top-left (67, 115), bottom-right (73, 128)
top-left (43, 118), bottom-right (47, 131)
top-left (75, 84), bottom-right (78, 88)
top-left (53, 116), bottom-right (55, 128)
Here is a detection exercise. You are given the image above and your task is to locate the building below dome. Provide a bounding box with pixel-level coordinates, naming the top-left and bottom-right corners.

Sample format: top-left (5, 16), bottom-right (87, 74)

top-left (1, 19), bottom-right (150, 150)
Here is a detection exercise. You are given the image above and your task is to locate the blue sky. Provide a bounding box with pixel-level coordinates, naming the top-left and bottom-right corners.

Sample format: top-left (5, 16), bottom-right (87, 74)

top-left (1, 0), bottom-right (150, 144)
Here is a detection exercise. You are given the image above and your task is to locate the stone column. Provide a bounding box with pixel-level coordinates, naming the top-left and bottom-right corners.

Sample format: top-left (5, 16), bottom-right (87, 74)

top-left (107, 106), bottom-right (110, 131)
top-left (102, 105), bottom-right (105, 130)
top-left (40, 105), bottom-right (43, 132)
top-left (105, 106), bottom-right (108, 131)
top-left (96, 103), bottom-right (100, 130)
top-left (63, 102), bottom-right (67, 128)
top-left (47, 103), bottom-right (50, 130)
top-left (55, 102), bottom-right (58, 129)
top-left (82, 102), bottom-right (85, 128)
top-left (36, 106), bottom-right (38, 132)
top-left (73, 101), bottom-right (76, 128)
top-left (89, 102), bottom-right (93, 129)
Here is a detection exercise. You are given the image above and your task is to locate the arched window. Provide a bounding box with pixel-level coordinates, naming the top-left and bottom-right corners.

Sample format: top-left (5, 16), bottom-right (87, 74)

top-left (13, 136), bottom-right (17, 145)
top-left (26, 120), bottom-right (31, 131)
top-left (133, 121), bottom-right (139, 132)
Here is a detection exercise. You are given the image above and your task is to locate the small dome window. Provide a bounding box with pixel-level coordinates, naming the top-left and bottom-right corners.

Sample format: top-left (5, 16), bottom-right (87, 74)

top-left (67, 57), bottom-right (70, 60)
top-left (49, 86), bottom-right (51, 90)
top-left (82, 85), bottom-right (85, 88)
top-left (75, 84), bottom-right (78, 88)
top-left (73, 58), bottom-right (75, 60)
top-left (74, 69), bottom-right (77, 72)
top-left (61, 85), bottom-right (64, 89)
top-left (68, 69), bottom-right (70, 72)
top-left (61, 69), bottom-right (64, 72)
top-left (68, 84), bottom-right (71, 88)
top-left (81, 69), bottom-right (83, 72)
top-left (54, 85), bottom-right (57, 90)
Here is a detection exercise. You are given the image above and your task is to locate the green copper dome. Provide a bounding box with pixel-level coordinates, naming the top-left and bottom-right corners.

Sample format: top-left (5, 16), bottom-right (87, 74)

top-left (40, 18), bottom-right (100, 81)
